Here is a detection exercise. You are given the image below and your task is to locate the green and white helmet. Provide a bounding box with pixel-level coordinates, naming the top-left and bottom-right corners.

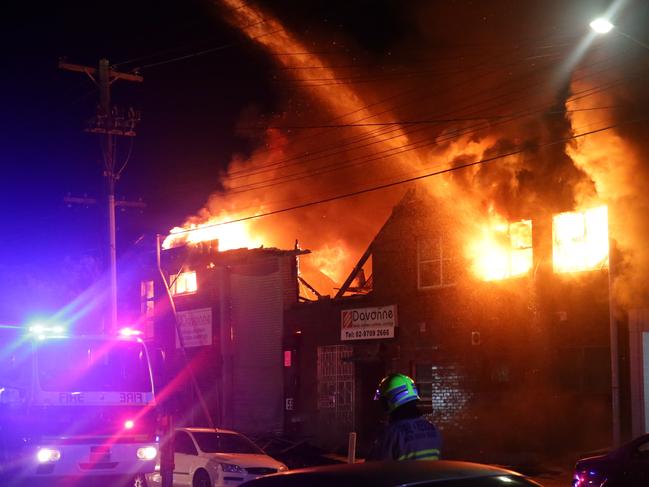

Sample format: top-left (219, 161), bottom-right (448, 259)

top-left (374, 373), bottom-right (420, 412)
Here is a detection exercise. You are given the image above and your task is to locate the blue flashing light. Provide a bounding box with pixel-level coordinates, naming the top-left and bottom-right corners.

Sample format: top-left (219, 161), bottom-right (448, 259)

top-left (27, 323), bottom-right (66, 337)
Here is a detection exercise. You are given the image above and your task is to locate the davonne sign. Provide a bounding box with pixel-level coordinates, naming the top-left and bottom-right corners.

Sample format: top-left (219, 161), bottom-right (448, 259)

top-left (340, 305), bottom-right (398, 341)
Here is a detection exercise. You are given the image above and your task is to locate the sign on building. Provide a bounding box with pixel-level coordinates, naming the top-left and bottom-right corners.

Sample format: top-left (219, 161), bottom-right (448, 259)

top-left (176, 307), bottom-right (213, 348)
top-left (341, 305), bottom-right (397, 341)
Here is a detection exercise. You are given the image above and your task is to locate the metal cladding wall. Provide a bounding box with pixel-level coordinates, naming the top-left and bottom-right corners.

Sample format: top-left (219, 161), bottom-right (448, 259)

top-left (154, 246), bottom-right (302, 434)
top-left (227, 260), bottom-right (285, 434)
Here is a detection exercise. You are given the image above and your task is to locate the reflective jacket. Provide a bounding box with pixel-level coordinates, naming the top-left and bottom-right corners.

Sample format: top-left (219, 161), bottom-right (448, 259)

top-left (366, 415), bottom-right (442, 461)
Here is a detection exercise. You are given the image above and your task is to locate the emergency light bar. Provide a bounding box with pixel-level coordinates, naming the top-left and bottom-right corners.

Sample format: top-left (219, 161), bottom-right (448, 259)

top-left (27, 323), bottom-right (66, 338)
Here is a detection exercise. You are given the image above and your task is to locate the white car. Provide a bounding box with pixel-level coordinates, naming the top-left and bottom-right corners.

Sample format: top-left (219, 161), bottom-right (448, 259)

top-left (147, 427), bottom-right (288, 487)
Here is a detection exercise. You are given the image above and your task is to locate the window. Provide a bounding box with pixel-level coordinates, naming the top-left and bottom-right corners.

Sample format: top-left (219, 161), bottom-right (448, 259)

top-left (140, 280), bottom-right (154, 339)
top-left (417, 238), bottom-right (456, 289)
top-left (472, 219), bottom-right (533, 281)
top-left (553, 206), bottom-right (609, 273)
top-left (37, 339), bottom-right (151, 393)
top-left (170, 270), bottom-right (198, 296)
top-left (192, 431), bottom-right (263, 454)
top-left (174, 431), bottom-right (198, 455)
top-left (508, 220), bottom-right (533, 277)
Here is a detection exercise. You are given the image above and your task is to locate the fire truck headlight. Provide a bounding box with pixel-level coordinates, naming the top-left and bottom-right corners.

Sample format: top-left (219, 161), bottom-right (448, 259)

top-left (137, 446), bottom-right (158, 461)
top-left (37, 448), bottom-right (61, 463)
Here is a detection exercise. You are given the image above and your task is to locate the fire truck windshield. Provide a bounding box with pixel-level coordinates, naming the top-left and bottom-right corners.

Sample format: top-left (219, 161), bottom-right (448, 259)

top-left (36, 338), bottom-right (152, 393)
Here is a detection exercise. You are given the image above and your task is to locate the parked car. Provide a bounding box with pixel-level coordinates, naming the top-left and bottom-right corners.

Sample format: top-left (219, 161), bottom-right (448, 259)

top-left (147, 427), bottom-right (288, 487)
top-left (573, 433), bottom-right (649, 487)
top-left (237, 460), bottom-right (542, 487)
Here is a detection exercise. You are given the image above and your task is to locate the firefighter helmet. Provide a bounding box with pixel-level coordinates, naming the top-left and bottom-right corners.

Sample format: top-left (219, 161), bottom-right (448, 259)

top-left (374, 373), bottom-right (420, 412)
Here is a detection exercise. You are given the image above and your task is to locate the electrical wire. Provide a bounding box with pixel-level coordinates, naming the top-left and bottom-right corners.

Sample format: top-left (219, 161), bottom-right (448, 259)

top-left (165, 118), bottom-right (647, 238)
top-left (225, 47), bottom-right (570, 180)
top-left (223, 51), bottom-right (631, 189)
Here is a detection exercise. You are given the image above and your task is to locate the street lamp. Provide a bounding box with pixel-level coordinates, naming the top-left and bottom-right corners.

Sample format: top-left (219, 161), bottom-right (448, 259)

top-left (590, 18), bottom-right (614, 34)
top-left (589, 14), bottom-right (649, 448)
top-left (590, 16), bottom-right (649, 51)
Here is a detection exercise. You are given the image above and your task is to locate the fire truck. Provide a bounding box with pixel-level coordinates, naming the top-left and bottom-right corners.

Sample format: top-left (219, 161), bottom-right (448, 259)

top-left (0, 324), bottom-right (159, 486)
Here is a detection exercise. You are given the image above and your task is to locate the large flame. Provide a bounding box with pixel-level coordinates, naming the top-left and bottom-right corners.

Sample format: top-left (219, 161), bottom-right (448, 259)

top-left (161, 2), bottom-right (644, 301)
top-left (164, 0), bottom-right (421, 292)
top-left (553, 205), bottom-right (609, 273)
top-left (469, 213), bottom-right (533, 281)
top-left (163, 214), bottom-right (264, 251)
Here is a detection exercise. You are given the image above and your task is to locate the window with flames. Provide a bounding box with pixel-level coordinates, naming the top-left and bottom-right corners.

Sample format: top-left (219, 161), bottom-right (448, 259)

top-left (553, 206), bottom-right (609, 273)
top-left (169, 270), bottom-right (198, 296)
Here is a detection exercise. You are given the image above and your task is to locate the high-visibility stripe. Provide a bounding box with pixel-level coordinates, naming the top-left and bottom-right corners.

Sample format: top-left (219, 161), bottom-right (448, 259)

top-left (397, 449), bottom-right (440, 461)
top-left (386, 384), bottom-right (408, 400)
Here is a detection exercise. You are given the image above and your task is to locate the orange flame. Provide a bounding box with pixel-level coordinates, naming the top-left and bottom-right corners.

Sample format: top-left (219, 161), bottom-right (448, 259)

top-left (553, 205), bottom-right (608, 273)
top-left (469, 215), bottom-right (533, 281)
top-left (308, 242), bottom-right (349, 284)
top-left (163, 216), bottom-right (264, 251)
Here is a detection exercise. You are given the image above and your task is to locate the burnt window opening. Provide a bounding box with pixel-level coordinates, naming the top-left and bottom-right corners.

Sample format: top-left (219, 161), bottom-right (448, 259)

top-left (417, 238), bottom-right (457, 289)
top-left (553, 206), bottom-right (609, 273)
top-left (472, 219), bottom-right (533, 281)
top-left (169, 270), bottom-right (198, 296)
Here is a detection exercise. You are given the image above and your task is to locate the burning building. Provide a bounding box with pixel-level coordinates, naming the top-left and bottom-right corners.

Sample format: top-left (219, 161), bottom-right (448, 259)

top-left (146, 0), bottom-right (649, 462)
top-left (283, 189), bottom-right (622, 461)
top-left (141, 241), bottom-right (307, 435)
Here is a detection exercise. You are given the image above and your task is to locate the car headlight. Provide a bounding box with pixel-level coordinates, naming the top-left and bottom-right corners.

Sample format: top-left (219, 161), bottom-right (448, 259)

top-left (220, 463), bottom-right (244, 473)
top-left (136, 446), bottom-right (158, 461)
top-left (278, 464), bottom-right (289, 472)
top-left (37, 447), bottom-right (61, 463)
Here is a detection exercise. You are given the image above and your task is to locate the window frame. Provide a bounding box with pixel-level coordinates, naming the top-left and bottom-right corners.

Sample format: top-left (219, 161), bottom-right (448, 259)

top-left (417, 237), bottom-right (455, 290)
top-left (174, 431), bottom-right (199, 456)
top-left (169, 270), bottom-right (198, 296)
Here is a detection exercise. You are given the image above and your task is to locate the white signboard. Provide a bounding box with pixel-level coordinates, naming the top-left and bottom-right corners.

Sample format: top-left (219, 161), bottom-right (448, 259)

top-left (176, 308), bottom-right (213, 348)
top-left (341, 305), bottom-right (397, 341)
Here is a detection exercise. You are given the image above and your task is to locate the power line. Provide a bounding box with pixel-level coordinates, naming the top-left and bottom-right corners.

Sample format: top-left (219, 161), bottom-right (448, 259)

top-left (166, 119), bottom-right (645, 238)
top-left (240, 107), bottom-right (617, 131)
top-left (225, 47), bottom-right (573, 180)
top-left (225, 43), bottom-right (627, 183)
top-left (224, 59), bottom-right (636, 191)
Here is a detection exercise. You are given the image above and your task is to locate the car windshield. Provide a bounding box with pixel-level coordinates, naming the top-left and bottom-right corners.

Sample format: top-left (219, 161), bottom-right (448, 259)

top-left (192, 431), bottom-right (264, 454)
top-left (37, 338), bottom-right (152, 392)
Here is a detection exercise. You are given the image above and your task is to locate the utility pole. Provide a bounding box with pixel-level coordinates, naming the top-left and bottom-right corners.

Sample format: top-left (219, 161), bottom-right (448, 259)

top-left (59, 58), bottom-right (142, 334)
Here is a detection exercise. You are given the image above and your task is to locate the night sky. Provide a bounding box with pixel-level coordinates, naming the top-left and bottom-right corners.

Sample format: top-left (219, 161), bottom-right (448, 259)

top-left (1, 0), bottom-right (647, 324)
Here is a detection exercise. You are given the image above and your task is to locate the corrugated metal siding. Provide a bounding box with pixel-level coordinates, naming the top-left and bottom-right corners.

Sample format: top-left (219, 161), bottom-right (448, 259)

top-left (229, 259), bottom-right (284, 434)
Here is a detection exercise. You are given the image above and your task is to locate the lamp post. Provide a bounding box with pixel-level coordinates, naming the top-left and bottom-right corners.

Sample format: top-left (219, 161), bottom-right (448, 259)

top-left (589, 15), bottom-right (649, 447)
top-left (590, 17), bottom-right (649, 51)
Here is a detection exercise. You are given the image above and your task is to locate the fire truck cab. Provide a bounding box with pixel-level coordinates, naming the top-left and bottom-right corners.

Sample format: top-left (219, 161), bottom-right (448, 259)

top-left (0, 325), bottom-right (159, 486)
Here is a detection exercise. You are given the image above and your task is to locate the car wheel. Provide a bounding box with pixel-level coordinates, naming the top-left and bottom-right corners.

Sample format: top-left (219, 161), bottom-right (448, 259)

top-left (193, 469), bottom-right (212, 487)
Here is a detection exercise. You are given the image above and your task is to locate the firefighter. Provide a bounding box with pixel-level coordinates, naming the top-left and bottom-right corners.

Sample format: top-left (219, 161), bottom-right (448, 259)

top-left (366, 373), bottom-right (442, 461)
